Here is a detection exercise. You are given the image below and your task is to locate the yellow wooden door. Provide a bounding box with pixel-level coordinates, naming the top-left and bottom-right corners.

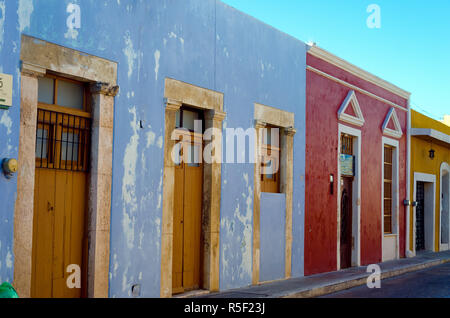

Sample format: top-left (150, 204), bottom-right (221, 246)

top-left (172, 132), bottom-right (203, 294)
top-left (32, 107), bottom-right (90, 298)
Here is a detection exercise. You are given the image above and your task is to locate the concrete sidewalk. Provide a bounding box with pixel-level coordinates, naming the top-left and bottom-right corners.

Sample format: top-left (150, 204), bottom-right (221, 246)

top-left (198, 250), bottom-right (450, 298)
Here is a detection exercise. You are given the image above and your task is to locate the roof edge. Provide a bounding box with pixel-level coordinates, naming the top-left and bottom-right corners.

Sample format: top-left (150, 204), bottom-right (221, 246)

top-left (307, 45), bottom-right (411, 100)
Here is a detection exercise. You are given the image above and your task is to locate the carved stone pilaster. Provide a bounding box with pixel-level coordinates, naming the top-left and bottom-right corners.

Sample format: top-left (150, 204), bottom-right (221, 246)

top-left (90, 82), bottom-right (120, 97)
top-left (284, 127), bottom-right (297, 137)
top-left (21, 62), bottom-right (46, 78)
top-left (164, 98), bottom-right (183, 111)
top-left (205, 110), bottom-right (227, 123)
top-left (254, 120), bottom-right (267, 129)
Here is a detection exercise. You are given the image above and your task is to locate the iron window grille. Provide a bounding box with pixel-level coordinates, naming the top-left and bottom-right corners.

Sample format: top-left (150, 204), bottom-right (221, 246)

top-left (35, 108), bottom-right (91, 172)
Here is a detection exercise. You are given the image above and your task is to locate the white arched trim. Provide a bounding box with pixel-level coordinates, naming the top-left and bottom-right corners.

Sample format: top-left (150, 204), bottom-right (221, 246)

top-left (440, 162), bottom-right (450, 251)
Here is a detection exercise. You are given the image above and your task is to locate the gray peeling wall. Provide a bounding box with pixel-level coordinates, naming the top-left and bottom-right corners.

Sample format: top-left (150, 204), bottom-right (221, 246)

top-left (0, 0), bottom-right (305, 296)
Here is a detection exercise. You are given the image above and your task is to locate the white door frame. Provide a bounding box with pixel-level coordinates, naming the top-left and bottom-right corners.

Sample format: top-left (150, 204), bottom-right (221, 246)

top-left (413, 172), bottom-right (436, 255)
top-left (440, 162), bottom-right (450, 251)
top-left (381, 137), bottom-right (400, 261)
top-left (337, 124), bottom-right (361, 270)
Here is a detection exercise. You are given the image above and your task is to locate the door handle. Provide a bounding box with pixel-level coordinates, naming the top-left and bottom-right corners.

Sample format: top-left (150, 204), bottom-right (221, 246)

top-left (47, 202), bottom-right (54, 212)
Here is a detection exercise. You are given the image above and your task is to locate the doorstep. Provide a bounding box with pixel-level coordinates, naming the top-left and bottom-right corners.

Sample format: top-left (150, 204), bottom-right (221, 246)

top-left (197, 250), bottom-right (450, 298)
top-left (174, 289), bottom-right (211, 298)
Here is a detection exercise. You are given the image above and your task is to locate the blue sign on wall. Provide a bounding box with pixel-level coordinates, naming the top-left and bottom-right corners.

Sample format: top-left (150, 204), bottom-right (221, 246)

top-left (340, 154), bottom-right (355, 176)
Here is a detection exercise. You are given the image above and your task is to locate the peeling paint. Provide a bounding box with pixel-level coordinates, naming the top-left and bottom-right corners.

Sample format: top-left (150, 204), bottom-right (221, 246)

top-left (0, 1), bottom-right (5, 49)
top-left (156, 136), bottom-right (163, 149)
top-left (18, 0), bottom-right (33, 32)
top-left (122, 107), bottom-right (139, 249)
top-left (168, 32), bottom-right (184, 46)
top-left (237, 174), bottom-right (253, 279)
top-left (113, 253), bottom-right (118, 278)
top-left (154, 50), bottom-right (160, 81)
top-left (146, 131), bottom-right (156, 148)
top-left (64, 28), bottom-right (78, 40)
top-left (123, 32), bottom-right (137, 79)
top-left (6, 250), bottom-right (12, 269)
top-left (121, 266), bottom-right (129, 294)
top-left (0, 112), bottom-right (12, 135)
top-left (138, 226), bottom-right (144, 250)
top-left (156, 172), bottom-right (163, 210)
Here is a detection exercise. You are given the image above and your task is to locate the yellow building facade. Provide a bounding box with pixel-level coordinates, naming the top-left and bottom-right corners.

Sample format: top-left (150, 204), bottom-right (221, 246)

top-left (409, 110), bottom-right (450, 255)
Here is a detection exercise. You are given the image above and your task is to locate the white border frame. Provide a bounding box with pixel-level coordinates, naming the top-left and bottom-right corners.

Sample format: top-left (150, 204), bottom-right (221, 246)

top-left (440, 162), bottom-right (450, 251)
top-left (412, 172), bottom-right (436, 255)
top-left (381, 137), bottom-right (400, 261)
top-left (338, 90), bottom-right (365, 127)
top-left (337, 124), bottom-right (361, 270)
top-left (382, 108), bottom-right (403, 139)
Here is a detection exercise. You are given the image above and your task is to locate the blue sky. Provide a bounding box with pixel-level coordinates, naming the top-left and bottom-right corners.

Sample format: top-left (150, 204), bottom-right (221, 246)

top-left (221, 0), bottom-right (450, 120)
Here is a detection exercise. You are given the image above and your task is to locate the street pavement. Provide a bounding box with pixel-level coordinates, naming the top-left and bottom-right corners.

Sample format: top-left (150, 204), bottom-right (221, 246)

top-left (321, 262), bottom-right (450, 298)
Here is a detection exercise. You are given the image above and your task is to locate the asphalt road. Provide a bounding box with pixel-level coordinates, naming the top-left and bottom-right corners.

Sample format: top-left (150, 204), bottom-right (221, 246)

top-left (322, 262), bottom-right (450, 298)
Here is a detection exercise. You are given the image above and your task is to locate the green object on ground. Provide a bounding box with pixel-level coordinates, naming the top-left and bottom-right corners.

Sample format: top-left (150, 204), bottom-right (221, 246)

top-left (0, 282), bottom-right (19, 298)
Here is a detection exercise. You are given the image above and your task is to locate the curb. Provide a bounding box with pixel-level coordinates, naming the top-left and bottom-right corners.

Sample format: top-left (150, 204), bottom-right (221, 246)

top-left (283, 259), bottom-right (449, 298)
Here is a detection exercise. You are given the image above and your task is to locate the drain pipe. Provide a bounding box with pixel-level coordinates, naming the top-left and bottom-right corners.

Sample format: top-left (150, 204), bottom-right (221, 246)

top-left (405, 98), bottom-right (413, 258)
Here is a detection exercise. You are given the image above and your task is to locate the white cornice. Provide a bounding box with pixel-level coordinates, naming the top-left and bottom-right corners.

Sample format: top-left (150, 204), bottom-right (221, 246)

top-left (308, 46), bottom-right (411, 100)
top-left (411, 128), bottom-right (450, 146)
top-left (307, 66), bottom-right (407, 112)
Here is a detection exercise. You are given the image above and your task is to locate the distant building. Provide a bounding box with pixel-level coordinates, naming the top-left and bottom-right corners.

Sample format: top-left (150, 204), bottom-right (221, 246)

top-left (304, 46), bottom-right (410, 275)
top-left (410, 110), bottom-right (450, 255)
top-left (441, 115), bottom-right (450, 127)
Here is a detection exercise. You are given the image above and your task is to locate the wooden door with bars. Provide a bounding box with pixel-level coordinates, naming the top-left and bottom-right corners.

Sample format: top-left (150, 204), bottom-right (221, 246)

top-left (340, 134), bottom-right (354, 269)
top-left (172, 108), bottom-right (204, 294)
top-left (32, 75), bottom-right (90, 298)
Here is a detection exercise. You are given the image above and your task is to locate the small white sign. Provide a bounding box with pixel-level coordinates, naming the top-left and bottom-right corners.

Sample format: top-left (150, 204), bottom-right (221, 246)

top-left (0, 73), bottom-right (13, 107)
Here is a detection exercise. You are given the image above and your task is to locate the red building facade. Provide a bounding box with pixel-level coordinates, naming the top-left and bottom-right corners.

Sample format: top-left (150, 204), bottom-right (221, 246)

top-left (305, 46), bottom-right (410, 275)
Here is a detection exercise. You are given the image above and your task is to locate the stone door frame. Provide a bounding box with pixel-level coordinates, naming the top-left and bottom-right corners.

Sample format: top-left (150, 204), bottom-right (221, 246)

top-left (160, 78), bottom-right (225, 298)
top-left (14, 35), bottom-right (118, 298)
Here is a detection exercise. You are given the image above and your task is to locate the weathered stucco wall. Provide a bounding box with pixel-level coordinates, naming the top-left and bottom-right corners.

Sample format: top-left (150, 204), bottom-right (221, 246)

top-left (0, 0), bottom-right (306, 296)
top-left (305, 53), bottom-right (408, 275)
top-left (215, 2), bottom-right (306, 290)
top-left (259, 193), bottom-right (286, 282)
top-left (0, 0), bottom-right (21, 285)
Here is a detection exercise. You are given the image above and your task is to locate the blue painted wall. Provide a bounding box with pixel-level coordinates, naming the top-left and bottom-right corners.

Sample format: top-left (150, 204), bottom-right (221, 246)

top-left (0, 0), bottom-right (20, 284)
top-left (0, 0), bottom-right (305, 296)
top-left (216, 2), bottom-right (306, 289)
top-left (260, 193), bottom-right (286, 282)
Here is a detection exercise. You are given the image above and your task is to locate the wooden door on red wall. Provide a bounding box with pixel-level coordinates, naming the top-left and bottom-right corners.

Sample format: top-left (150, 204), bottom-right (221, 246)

top-left (340, 177), bottom-right (353, 269)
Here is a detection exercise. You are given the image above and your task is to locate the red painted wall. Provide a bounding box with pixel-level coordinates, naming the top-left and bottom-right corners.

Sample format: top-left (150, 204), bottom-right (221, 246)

top-left (305, 54), bottom-right (408, 276)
